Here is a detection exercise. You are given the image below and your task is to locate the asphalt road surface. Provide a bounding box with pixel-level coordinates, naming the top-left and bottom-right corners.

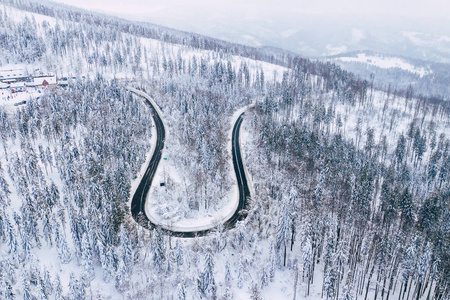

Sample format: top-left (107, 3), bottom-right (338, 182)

top-left (129, 88), bottom-right (251, 237)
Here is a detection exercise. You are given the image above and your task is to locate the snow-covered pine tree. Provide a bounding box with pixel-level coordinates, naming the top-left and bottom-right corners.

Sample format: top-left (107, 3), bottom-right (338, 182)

top-left (53, 274), bottom-right (63, 300)
top-left (56, 224), bottom-right (71, 264)
top-left (81, 233), bottom-right (95, 281)
top-left (43, 267), bottom-right (53, 296)
top-left (177, 282), bottom-right (186, 300)
top-left (115, 259), bottom-right (130, 292)
top-left (176, 239), bottom-right (184, 267)
top-left (250, 282), bottom-right (262, 300)
top-left (277, 201), bottom-right (293, 266)
top-left (269, 238), bottom-right (276, 282)
top-left (198, 248), bottom-right (216, 297)
top-left (225, 260), bottom-right (232, 286)
top-left (237, 257), bottom-right (244, 289)
top-left (302, 235), bottom-right (313, 296)
top-left (68, 272), bottom-right (79, 300)
top-left (120, 225), bottom-right (132, 273)
top-left (260, 266), bottom-right (269, 288)
top-left (21, 270), bottom-right (32, 300)
top-left (152, 228), bottom-right (165, 270)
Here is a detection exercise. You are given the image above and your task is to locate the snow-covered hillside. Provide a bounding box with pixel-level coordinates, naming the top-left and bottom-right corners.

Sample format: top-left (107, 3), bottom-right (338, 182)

top-left (323, 51), bottom-right (450, 100)
top-left (335, 53), bottom-right (430, 77)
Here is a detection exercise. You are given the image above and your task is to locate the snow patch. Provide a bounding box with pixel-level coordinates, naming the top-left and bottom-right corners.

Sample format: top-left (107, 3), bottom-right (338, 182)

top-left (337, 53), bottom-right (431, 77)
top-left (325, 44), bottom-right (348, 56)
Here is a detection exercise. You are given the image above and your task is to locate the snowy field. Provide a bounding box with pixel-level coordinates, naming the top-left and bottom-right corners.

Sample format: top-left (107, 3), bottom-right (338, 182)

top-left (0, 89), bottom-right (41, 110)
top-left (336, 53), bottom-right (431, 77)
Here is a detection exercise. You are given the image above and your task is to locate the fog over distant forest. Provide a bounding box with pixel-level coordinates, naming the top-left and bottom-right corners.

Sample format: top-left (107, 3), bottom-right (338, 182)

top-left (52, 0), bottom-right (450, 61)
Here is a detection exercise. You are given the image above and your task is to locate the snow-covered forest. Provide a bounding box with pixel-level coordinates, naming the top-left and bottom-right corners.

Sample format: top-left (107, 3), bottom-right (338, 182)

top-left (0, 0), bottom-right (449, 299)
top-left (324, 51), bottom-right (450, 101)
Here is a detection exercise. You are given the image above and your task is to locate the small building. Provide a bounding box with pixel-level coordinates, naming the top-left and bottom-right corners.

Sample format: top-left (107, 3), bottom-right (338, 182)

top-left (0, 82), bottom-right (9, 89)
top-left (0, 66), bottom-right (28, 83)
top-left (10, 82), bottom-right (27, 93)
top-left (32, 75), bottom-right (56, 87)
top-left (57, 77), bottom-right (69, 87)
top-left (25, 81), bottom-right (38, 89)
top-left (26, 75), bottom-right (57, 91)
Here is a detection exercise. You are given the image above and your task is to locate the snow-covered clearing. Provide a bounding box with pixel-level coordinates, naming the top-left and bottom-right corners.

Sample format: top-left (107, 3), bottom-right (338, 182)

top-left (336, 53), bottom-right (430, 77)
top-left (3, 5), bottom-right (58, 29)
top-left (0, 89), bottom-right (41, 110)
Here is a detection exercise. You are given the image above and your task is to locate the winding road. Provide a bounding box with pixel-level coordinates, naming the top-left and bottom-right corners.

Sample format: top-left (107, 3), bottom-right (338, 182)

top-left (128, 87), bottom-right (251, 237)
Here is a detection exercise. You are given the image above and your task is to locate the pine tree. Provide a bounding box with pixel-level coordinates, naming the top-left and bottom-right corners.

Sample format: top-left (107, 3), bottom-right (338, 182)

top-left (57, 227), bottom-right (72, 264)
top-left (5, 216), bottom-right (18, 255)
top-left (38, 275), bottom-right (49, 300)
top-left (251, 282), bottom-right (262, 300)
top-left (414, 243), bottom-right (431, 299)
top-left (399, 188), bottom-right (414, 230)
top-left (98, 239), bottom-right (113, 283)
top-left (302, 236), bottom-right (313, 295)
top-left (198, 248), bottom-right (216, 297)
top-left (3, 279), bottom-right (14, 300)
top-left (269, 238), bottom-right (276, 282)
top-left (323, 226), bottom-right (337, 300)
top-left (3, 256), bottom-right (15, 282)
top-left (395, 134), bottom-right (406, 165)
top-left (224, 286), bottom-right (233, 300)
top-left (0, 164), bottom-right (10, 206)
top-left (400, 242), bottom-right (417, 299)
top-left (41, 213), bottom-right (53, 247)
top-left (225, 260), bottom-right (232, 286)
top-left (418, 195), bottom-right (441, 237)
top-left (152, 228), bottom-right (165, 270)
top-left (68, 272), bottom-right (79, 300)
top-left (177, 283), bottom-right (186, 300)
top-left (115, 259), bottom-right (129, 292)
top-left (324, 265), bottom-right (337, 300)
top-left (176, 240), bottom-right (184, 267)
top-left (81, 233), bottom-right (95, 281)
top-left (237, 257), bottom-right (244, 289)
top-left (120, 225), bottom-right (132, 272)
top-left (21, 271), bottom-right (32, 300)
top-left (54, 274), bottom-right (63, 300)
top-left (340, 284), bottom-right (353, 300)
top-left (43, 268), bottom-right (53, 296)
top-left (260, 266), bottom-right (269, 288)
top-left (277, 203), bottom-right (292, 266)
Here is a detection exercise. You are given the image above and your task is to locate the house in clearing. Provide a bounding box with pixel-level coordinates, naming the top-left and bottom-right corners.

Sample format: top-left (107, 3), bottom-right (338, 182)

top-left (26, 75), bottom-right (57, 90)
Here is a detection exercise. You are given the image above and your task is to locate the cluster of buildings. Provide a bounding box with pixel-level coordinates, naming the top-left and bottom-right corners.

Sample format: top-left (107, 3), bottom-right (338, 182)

top-left (0, 66), bottom-right (69, 93)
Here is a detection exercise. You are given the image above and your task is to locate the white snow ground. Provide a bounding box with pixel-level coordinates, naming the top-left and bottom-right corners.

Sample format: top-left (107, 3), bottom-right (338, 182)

top-left (0, 89), bottom-right (41, 110)
top-left (336, 53), bottom-right (431, 77)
